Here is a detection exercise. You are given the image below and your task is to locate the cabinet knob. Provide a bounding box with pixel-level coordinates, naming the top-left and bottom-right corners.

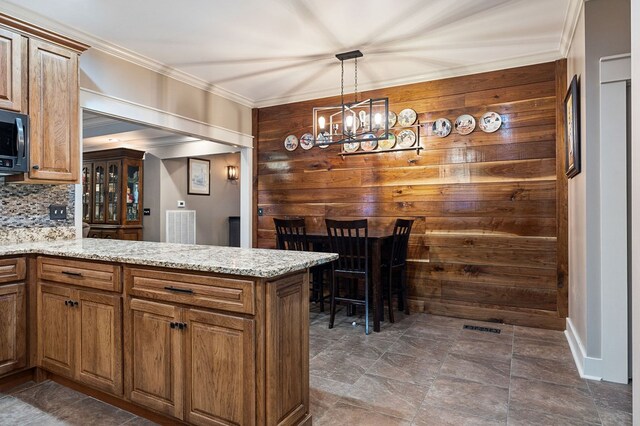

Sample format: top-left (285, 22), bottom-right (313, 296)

top-left (32, 165), bottom-right (40, 170)
top-left (73, 301), bottom-right (79, 307)
top-left (64, 300), bottom-right (68, 306)
top-left (170, 322), bottom-right (176, 329)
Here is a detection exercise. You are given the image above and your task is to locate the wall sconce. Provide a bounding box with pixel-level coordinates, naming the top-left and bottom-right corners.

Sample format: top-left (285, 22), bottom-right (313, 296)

top-left (227, 165), bottom-right (238, 181)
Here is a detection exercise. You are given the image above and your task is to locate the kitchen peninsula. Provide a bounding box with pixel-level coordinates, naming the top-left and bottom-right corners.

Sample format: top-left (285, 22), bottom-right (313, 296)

top-left (0, 239), bottom-right (336, 426)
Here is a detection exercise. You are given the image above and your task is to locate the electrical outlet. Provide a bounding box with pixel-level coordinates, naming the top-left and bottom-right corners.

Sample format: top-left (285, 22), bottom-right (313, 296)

top-left (177, 200), bottom-right (186, 208)
top-left (49, 204), bottom-right (67, 220)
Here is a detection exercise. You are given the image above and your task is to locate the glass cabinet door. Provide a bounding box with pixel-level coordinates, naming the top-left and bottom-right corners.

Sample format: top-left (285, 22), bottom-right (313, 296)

top-left (106, 161), bottom-right (120, 223)
top-left (125, 164), bottom-right (141, 222)
top-left (93, 163), bottom-right (105, 223)
top-left (81, 163), bottom-right (92, 222)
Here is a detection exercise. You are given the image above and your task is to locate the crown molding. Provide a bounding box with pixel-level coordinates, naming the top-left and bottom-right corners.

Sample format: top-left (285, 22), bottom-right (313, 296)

top-left (0, 0), bottom-right (255, 108)
top-left (253, 49), bottom-right (563, 108)
top-left (559, 0), bottom-right (584, 57)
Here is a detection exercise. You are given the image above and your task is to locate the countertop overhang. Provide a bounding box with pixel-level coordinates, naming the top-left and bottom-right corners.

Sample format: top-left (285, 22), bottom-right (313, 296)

top-left (0, 238), bottom-right (338, 278)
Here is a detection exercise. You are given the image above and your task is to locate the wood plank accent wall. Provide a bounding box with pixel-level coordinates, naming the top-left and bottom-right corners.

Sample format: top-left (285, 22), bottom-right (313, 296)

top-left (254, 61), bottom-right (568, 330)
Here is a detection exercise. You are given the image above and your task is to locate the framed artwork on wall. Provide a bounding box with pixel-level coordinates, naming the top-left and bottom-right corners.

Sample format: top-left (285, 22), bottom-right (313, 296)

top-left (565, 74), bottom-right (581, 178)
top-left (187, 157), bottom-right (210, 195)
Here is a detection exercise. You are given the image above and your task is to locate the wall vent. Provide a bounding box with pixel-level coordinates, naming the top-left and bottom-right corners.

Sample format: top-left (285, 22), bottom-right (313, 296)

top-left (166, 210), bottom-right (196, 244)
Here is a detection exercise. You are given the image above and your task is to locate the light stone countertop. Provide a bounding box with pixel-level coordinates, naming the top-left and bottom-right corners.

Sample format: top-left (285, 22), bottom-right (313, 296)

top-left (0, 238), bottom-right (337, 278)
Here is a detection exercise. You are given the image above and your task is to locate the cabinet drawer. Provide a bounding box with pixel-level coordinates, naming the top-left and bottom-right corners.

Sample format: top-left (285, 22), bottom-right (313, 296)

top-left (0, 257), bottom-right (26, 284)
top-left (38, 257), bottom-right (121, 292)
top-left (125, 267), bottom-right (255, 315)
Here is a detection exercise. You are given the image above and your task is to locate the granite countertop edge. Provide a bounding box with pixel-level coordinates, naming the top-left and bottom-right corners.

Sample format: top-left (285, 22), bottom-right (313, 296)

top-left (0, 239), bottom-right (338, 279)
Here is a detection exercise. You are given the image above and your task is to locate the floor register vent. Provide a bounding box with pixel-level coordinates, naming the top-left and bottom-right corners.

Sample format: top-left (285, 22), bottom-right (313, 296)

top-left (463, 324), bottom-right (501, 334)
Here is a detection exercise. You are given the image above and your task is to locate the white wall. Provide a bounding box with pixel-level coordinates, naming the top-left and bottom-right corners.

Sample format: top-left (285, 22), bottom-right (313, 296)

top-left (565, 0), bottom-right (631, 379)
top-left (143, 152), bottom-right (240, 246)
top-left (631, 0), bottom-right (639, 419)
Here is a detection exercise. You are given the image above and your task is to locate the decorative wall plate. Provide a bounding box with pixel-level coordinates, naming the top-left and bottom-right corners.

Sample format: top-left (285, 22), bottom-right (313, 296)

top-left (479, 111), bottom-right (502, 133)
top-left (300, 133), bottom-right (314, 150)
top-left (284, 134), bottom-right (299, 151)
top-left (388, 111), bottom-right (397, 128)
top-left (361, 133), bottom-right (378, 151)
top-left (431, 118), bottom-right (452, 137)
top-left (478, 111), bottom-right (502, 133)
top-left (342, 141), bottom-right (360, 153)
top-left (398, 108), bottom-right (417, 127)
top-left (316, 133), bottom-right (330, 148)
top-left (454, 114), bottom-right (476, 135)
top-left (378, 133), bottom-right (396, 150)
top-left (397, 129), bottom-right (417, 148)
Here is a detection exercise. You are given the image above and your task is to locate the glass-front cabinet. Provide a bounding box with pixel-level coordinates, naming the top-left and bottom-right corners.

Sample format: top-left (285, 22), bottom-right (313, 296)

top-left (81, 163), bottom-right (92, 222)
top-left (83, 148), bottom-right (144, 240)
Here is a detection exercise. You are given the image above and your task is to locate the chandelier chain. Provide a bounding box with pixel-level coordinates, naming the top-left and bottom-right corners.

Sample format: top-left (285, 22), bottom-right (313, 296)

top-left (340, 59), bottom-right (344, 108)
top-left (354, 57), bottom-right (358, 102)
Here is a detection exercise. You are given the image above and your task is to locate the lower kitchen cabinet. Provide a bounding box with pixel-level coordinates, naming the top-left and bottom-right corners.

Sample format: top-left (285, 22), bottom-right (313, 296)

top-left (125, 298), bottom-right (256, 425)
top-left (37, 282), bottom-right (123, 395)
top-left (0, 282), bottom-right (26, 376)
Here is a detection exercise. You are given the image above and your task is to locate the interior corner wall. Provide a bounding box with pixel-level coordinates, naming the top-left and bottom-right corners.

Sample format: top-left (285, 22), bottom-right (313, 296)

top-left (144, 153), bottom-right (240, 246)
top-left (79, 49), bottom-right (252, 136)
top-left (566, 0), bottom-right (631, 374)
top-left (630, 0), bottom-right (639, 417)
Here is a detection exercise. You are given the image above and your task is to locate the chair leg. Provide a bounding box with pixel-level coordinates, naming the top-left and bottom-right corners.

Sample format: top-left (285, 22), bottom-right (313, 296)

top-left (388, 268), bottom-right (395, 323)
top-left (329, 271), bottom-right (337, 329)
top-left (319, 270), bottom-right (325, 313)
top-left (402, 267), bottom-right (410, 315)
top-left (364, 274), bottom-right (370, 335)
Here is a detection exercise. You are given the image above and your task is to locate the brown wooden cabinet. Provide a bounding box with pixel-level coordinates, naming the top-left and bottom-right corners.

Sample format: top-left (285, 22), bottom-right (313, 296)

top-left (0, 257), bottom-right (28, 378)
top-left (0, 14), bottom-right (88, 184)
top-left (84, 149), bottom-right (144, 240)
top-left (0, 282), bottom-right (27, 376)
top-left (125, 298), bottom-right (256, 425)
top-left (27, 39), bottom-right (79, 182)
top-left (0, 27), bottom-right (23, 112)
top-left (37, 257), bottom-right (123, 396)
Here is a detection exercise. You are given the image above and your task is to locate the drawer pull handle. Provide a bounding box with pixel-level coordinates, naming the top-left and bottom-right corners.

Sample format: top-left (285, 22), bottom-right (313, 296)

top-left (62, 271), bottom-right (83, 277)
top-left (164, 286), bottom-right (194, 294)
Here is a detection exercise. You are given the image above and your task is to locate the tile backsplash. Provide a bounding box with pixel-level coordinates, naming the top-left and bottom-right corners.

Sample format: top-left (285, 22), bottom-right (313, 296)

top-left (0, 182), bottom-right (76, 243)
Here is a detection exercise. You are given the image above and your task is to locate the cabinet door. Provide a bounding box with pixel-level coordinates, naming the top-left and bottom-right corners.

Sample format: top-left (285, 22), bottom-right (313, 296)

top-left (75, 290), bottom-right (122, 395)
top-left (37, 283), bottom-right (74, 378)
top-left (28, 38), bottom-right (79, 182)
top-left (81, 163), bottom-right (93, 223)
top-left (106, 161), bottom-right (120, 224)
top-left (126, 298), bottom-right (183, 419)
top-left (0, 283), bottom-right (26, 376)
top-left (0, 27), bottom-right (22, 112)
top-left (184, 309), bottom-right (255, 426)
top-left (92, 162), bottom-right (106, 223)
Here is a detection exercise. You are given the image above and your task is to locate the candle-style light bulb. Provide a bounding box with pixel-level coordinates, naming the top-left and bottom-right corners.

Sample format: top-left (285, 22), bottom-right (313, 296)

top-left (345, 115), bottom-right (353, 129)
top-left (318, 116), bottom-right (326, 130)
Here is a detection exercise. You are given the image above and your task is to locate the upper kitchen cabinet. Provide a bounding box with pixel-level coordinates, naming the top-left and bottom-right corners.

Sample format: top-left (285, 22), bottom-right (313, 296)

top-left (0, 13), bottom-right (88, 184)
top-left (27, 39), bottom-right (79, 182)
top-left (0, 27), bottom-right (24, 113)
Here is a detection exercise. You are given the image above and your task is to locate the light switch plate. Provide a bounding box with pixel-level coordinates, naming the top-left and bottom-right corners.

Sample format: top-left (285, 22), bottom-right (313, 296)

top-left (177, 200), bottom-right (186, 208)
top-left (49, 204), bottom-right (67, 220)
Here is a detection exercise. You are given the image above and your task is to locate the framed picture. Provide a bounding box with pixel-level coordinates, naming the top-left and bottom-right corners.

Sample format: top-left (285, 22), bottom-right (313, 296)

top-left (564, 74), bottom-right (581, 178)
top-left (187, 157), bottom-right (210, 195)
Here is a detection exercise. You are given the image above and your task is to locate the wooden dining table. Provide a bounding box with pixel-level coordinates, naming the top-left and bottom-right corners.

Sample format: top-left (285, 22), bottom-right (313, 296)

top-left (306, 231), bottom-right (394, 333)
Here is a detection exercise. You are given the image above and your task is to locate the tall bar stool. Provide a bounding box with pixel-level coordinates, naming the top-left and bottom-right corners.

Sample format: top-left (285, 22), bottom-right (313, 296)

top-left (382, 218), bottom-right (414, 323)
top-left (325, 218), bottom-right (370, 334)
top-left (274, 217), bottom-right (329, 311)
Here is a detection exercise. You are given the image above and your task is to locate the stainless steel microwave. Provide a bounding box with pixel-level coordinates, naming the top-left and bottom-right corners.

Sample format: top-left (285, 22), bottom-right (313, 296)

top-left (0, 109), bottom-right (29, 176)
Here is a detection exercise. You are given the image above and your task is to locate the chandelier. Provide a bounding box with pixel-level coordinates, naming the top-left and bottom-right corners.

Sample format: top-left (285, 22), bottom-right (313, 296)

top-left (312, 50), bottom-right (389, 146)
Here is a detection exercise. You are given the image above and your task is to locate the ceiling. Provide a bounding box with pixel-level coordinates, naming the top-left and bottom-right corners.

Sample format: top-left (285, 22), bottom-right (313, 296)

top-left (1, 0), bottom-right (580, 107)
top-left (83, 111), bottom-right (238, 159)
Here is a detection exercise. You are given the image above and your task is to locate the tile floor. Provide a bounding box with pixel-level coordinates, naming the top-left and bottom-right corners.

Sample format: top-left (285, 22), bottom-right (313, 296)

top-left (0, 306), bottom-right (632, 425)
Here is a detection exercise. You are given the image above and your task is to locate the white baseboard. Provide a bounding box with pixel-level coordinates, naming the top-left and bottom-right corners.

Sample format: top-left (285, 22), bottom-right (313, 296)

top-left (565, 318), bottom-right (602, 381)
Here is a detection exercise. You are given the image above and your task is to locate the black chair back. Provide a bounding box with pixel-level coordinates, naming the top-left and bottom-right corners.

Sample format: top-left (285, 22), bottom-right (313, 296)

top-left (390, 219), bottom-right (413, 267)
top-left (274, 218), bottom-right (308, 251)
top-left (325, 219), bottom-right (368, 275)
